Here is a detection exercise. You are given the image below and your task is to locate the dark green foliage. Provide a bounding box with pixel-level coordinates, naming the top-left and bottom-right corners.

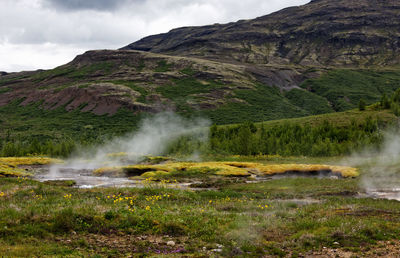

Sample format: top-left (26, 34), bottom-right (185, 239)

top-left (0, 99), bottom-right (142, 157)
top-left (154, 60), bottom-right (172, 72)
top-left (180, 67), bottom-right (196, 76)
top-left (200, 84), bottom-right (309, 124)
top-left (208, 117), bottom-right (385, 156)
top-left (136, 59), bottom-right (145, 72)
top-left (157, 77), bottom-right (223, 99)
top-left (380, 88), bottom-right (400, 116)
top-left (380, 93), bottom-right (391, 109)
top-left (111, 80), bottom-right (148, 102)
top-left (358, 99), bottom-right (366, 111)
top-left (0, 87), bottom-right (11, 94)
top-left (33, 62), bottom-right (116, 82)
top-left (301, 69), bottom-right (400, 111)
top-left (285, 89), bottom-right (334, 115)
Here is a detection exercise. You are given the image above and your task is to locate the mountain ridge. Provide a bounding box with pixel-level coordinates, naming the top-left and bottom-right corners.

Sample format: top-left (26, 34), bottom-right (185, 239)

top-left (122, 0), bottom-right (400, 67)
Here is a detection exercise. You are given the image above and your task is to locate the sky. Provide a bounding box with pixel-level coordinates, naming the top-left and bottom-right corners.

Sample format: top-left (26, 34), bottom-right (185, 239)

top-left (0, 0), bottom-right (310, 72)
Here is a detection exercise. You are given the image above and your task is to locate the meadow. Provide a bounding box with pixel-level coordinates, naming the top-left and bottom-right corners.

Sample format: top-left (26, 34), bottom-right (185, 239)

top-left (1, 156), bottom-right (400, 257)
top-left (1, 89), bottom-right (400, 257)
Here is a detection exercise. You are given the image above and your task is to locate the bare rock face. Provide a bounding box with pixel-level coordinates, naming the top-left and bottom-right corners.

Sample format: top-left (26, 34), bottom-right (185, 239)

top-left (122, 0), bottom-right (400, 67)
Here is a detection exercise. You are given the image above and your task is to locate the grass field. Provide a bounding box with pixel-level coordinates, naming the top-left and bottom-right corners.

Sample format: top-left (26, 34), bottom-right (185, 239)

top-left (1, 156), bottom-right (400, 257)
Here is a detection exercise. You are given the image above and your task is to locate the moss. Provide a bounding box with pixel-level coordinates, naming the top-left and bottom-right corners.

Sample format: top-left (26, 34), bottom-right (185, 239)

top-left (0, 157), bottom-right (60, 177)
top-left (0, 87), bottom-right (11, 94)
top-left (154, 60), bottom-right (172, 72)
top-left (97, 162), bottom-right (358, 178)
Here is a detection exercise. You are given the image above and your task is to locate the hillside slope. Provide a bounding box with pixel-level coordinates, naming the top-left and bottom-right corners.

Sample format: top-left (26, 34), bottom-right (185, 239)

top-left (122, 0), bottom-right (400, 67)
top-left (1, 0), bottom-right (400, 143)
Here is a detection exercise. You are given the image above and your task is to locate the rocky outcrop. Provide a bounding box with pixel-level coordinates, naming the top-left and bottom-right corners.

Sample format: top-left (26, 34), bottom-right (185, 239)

top-left (122, 0), bottom-right (400, 67)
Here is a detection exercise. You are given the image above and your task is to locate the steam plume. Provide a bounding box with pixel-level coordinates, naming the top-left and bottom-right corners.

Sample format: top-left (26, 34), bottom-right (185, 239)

top-left (48, 112), bottom-right (210, 178)
top-left (343, 129), bottom-right (400, 198)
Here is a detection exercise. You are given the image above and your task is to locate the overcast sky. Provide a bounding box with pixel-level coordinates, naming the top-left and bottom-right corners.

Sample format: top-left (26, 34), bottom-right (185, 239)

top-left (0, 0), bottom-right (310, 72)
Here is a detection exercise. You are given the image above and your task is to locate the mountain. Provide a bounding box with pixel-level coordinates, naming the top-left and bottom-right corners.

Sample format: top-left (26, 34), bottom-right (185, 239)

top-left (122, 0), bottom-right (400, 67)
top-left (1, 0), bottom-right (400, 142)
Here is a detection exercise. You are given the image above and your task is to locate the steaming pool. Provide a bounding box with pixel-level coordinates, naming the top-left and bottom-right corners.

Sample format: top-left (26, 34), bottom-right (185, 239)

top-left (28, 163), bottom-right (400, 202)
top-left (33, 166), bottom-right (195, 189)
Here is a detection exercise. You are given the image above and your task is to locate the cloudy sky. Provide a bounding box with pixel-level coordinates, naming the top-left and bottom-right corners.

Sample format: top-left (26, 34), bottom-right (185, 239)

top-left (0, 0), bottom-right (310, 72)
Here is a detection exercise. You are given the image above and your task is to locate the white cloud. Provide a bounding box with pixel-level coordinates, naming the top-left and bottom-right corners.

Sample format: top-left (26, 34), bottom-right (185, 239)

top-left (0, 0), bottom-right (310, 72)
top-left (0, 42), bottom-right (86, 72)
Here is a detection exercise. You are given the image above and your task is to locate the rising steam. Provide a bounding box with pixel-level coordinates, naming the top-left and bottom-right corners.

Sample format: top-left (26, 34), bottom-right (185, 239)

top-left (343, 129), bottom-right (400, 199)
top-left (47, 112), bottom-right (210, 178)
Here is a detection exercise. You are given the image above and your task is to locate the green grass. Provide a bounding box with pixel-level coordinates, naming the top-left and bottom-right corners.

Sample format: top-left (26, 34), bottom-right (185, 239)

top-left (33, 62), bottom-right (116, 82)
top-left (1, 161), bottom-right (400, 256)
top-left (200, 84), bottom-right (310, 124)
top-left (301, 69), bottom-right (400, 111)
top-left (154, 60), bottom-right (172, 72)
top-left (257, 108), bottom-right (396, 129)
top-left (0, 87), bottom-right (11, 94)
top-left (180, 67), bottom-right (196, 76)
top-left (110, 80), bottom-right (148, 102)
top-left (285, 88), bottom-right (334, 115)
top-left (0, 99), bottom-right (142, 142)
top-left (0, 75), bottom-right (29, 87)
top-left (157, 77), bottom-right (226, 112)
top-left (157, 77), bottom-right (223, 99)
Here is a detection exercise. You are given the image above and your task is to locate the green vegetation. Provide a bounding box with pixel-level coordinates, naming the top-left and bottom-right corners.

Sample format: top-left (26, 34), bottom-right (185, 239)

top-left (0, 100), bottom-right (398, 158)
top-left (209, 116), bottom-right (385, 156)
top-left (180, 67), bottom-right (196, 76)
top-left (200, 84), bottom-right (308, 124)
top-left (33, 62), bottom-right (116, 82)
top-left (0, 75), bottom-right (28, 87)
top-left (154, 60), bottom-right (172, 72)
top-left (359, 99), bottom-right (367, 111)
top-left (0, 99), bottom-right (142, 157)
top-left (111, 80), bottom-right (148, 102)
top-left (157, 77), bottom-right (225, 111)
top-left (301, 69), bottom-right (400, 111)
top-left (136, 59), bottom-right (145, 72)
top-left (285, 88), bottom-right (334, 115)
top-left (0, 167), bottom-right (399, 256)
top-left (157, 77), bottom-right (218, 99)
top-left (0, 87), bottom-right (11, 94)
top-left (1, 66), bottom-right (400, 158)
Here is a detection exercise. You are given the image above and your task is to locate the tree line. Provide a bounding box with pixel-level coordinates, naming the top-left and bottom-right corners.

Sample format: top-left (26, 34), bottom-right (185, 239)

top-left (2, 89), bottom-right (400, 158)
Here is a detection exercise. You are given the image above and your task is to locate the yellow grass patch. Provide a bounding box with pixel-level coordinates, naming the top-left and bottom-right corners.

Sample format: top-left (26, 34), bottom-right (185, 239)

top-left (0, 157), bottom-right (62, 177)
top-left (94, 161), bottom-right (359, 178)
top-left (224, 162), bottom-right (359, 177)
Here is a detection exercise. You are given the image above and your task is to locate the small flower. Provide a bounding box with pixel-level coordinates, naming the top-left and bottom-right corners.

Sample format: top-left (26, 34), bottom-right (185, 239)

top-left (63, 194), bottom-right (72, 199)
top-left (145, 206), bottom-right (151, 211)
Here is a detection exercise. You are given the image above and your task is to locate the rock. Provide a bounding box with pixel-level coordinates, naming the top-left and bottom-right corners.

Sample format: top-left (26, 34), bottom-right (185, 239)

top-left (333, 242), bottom-right (340, 245)
top-left (167, 241), bottom-right (175, 246)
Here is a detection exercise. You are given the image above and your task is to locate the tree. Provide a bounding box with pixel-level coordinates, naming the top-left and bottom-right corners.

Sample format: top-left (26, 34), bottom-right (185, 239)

top-left (358, 99), bottom-right (366, 111)
top-left (380, 93), bottom-right (391, 109)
